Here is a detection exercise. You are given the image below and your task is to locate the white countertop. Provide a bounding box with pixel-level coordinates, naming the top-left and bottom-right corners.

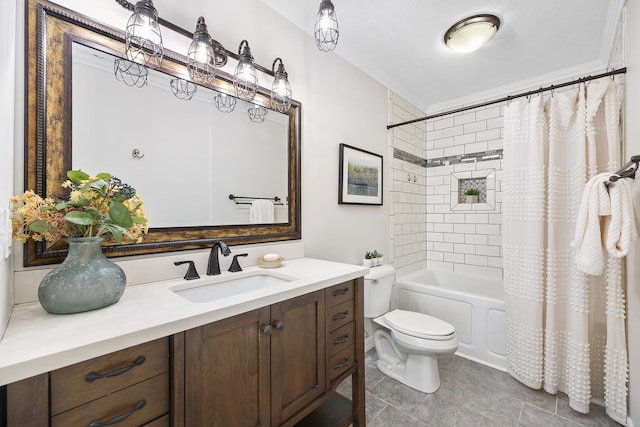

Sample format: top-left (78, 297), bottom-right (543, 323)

top-left (0, 257), bottom-right (368, 386)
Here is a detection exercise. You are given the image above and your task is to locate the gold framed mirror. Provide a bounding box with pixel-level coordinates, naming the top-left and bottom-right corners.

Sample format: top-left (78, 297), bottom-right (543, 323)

top-left (24, 0), bottom-right (301, 266)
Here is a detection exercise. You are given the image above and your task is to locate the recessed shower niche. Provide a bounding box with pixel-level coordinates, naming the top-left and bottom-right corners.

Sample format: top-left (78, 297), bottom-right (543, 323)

top-left (450, 169), bottom-right (496, 211)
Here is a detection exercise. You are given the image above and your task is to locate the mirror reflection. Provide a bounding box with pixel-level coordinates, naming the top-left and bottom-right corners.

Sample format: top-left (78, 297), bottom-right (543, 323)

top-left (72, 43), bottom-right (289, 227)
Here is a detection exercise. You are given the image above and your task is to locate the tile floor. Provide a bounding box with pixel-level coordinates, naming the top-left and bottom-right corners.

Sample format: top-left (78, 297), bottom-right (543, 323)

top-left (337, 350), bottom-right (623, 427)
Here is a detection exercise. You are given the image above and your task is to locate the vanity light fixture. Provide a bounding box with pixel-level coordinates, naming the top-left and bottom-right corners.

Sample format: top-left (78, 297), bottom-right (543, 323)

top-left (214, 92), bottom-right (237, 113)
top-left (270, 58), bottom-right (292, 113)
top-left (314, 0), bottom-right (339, 52)
top-left (114, 57), bottom-right (148, 88)
top-left (444, 14), bottom-right (500, 53)
top-left (248, 103), bottom-right (268, 123)
top-left (170, 78), bottom-right (197, 101)
top-left (124, 0), bottom-right (163, 67)
top-left (233, 40), bottom-right (259, 101)
top-left (186, 17), bottom-right (220, 84)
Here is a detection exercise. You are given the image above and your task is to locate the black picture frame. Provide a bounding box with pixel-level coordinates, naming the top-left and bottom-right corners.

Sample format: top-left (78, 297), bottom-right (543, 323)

top-left (338, 144), bottom-right (383, 205)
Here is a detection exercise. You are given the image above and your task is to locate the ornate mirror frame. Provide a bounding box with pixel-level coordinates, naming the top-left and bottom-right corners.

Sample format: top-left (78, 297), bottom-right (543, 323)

top-left (24, 0), bottom-right (302, 266)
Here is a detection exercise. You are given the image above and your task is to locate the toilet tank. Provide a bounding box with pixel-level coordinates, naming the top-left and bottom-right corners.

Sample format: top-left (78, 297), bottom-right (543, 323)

top-left (364, 264), bottom-right (395, 318)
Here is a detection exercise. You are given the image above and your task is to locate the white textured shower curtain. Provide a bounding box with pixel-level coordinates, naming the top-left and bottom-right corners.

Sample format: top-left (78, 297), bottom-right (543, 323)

top-left (502, 80), bottom-right (628, 424)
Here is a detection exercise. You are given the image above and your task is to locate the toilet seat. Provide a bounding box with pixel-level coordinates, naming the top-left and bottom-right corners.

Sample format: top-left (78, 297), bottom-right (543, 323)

top-left (383, 309), bottom-right (455, 341)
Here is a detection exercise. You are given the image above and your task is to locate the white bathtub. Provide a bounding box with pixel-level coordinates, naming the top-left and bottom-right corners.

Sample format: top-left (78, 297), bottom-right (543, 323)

top-left (396, 269), bottom-right (507, 370)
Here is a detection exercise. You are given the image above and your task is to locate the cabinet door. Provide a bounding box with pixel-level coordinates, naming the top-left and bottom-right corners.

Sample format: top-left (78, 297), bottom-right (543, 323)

top-left (185, 307), bottom-right (270, 427)
top-left (270, 291), bottom-right (326, 425)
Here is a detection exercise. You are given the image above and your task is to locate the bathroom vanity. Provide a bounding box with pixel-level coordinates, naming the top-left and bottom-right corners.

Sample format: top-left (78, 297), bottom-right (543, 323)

top-left (1, 258), bottom-right (367, 427)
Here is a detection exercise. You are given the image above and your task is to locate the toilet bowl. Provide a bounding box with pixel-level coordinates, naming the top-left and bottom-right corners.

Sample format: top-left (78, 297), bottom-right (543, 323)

top-left (364, 265), bottom-right (458, 393)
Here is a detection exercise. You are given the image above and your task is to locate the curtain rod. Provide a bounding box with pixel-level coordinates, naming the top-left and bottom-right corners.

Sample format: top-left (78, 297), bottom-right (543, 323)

top-left (387, 67), bottom-right (627, 130)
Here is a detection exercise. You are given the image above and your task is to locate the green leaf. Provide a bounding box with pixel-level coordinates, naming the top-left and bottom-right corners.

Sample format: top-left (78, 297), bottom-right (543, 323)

top-left (67, 170), bottom-right (89, 184)
top-left (96, 173), bottom-right (111, 180)
top-left (112, 193), bottom-right (128, 203)
top-left (40, 205), bottom-right (56, 211)
top-left (55, 201), bottom-right (70, 210)
top-left (28, 220), bottom-right (50, 233)
top-left (131, 215), bottom-right (147, 224)
top-left (109, 201), bottom-right (133, 228)
top-left (64, 211), bottom-right (96, 225)
top-left (66, 198), bottom-right (90, 207)
top-left (106, 224), bottom-right (124, 243)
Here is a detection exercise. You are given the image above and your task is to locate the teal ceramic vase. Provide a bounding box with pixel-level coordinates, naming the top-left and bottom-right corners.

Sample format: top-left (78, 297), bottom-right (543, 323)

top-left (38, 237), bottom-right (126, 314)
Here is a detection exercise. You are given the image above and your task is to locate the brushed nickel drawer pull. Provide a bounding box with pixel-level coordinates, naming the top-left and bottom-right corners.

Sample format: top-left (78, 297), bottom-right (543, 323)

top-left (85, 356), bottom-right (146, 382)
top-left (87, 399), bottom-right (146, 427)
top-left (333, 334), bottom-right (350, 345)
top-left (332, 311), bottom-right (349, 321)
top-left (331, 288), bottom-right (349, 296)
top-left (334, 357), bottom-right (350, 369)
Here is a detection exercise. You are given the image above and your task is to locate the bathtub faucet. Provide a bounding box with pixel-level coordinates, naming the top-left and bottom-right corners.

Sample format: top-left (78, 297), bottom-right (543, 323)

top-left (207, 240), bottom-right (231, 275)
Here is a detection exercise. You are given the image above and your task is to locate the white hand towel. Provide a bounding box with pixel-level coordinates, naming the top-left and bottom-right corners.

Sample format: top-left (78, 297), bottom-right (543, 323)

top-left (604, 177), bottom-right (638, 257)
top-left (571, 173), bottom-right (611, 275)
top-left (249, 199), bottom-right (274, 224)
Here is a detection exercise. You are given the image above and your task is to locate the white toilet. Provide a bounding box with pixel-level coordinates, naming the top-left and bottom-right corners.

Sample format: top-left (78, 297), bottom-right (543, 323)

top-left (364, 265), bottom-right (458, 393)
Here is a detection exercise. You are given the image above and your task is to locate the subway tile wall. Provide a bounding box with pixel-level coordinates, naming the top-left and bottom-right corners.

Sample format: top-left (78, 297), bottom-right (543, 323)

top-left (388, 91), bottom-right (427, 278)
top-left (425, 105), bottom-right (504, 279)
top-left (389, 91), bottom-right (505, 280)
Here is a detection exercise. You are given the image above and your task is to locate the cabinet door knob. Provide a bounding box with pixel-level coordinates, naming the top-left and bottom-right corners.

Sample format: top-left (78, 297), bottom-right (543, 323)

top-left (331, 287), bottom-right (349, 296)
top-left (273, 320), bottom-right (284, 331)
top-left (262, 325), bottom-right (273, 335)
top-left (334, 357), bottom-right (350, 369)
top-left (332, 311), bottom-right (349, 321)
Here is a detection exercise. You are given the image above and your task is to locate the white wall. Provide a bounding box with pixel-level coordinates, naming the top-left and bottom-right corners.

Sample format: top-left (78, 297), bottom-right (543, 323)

top-left (9, 0), bottom-right (390, 304)
top-left (625, 2), bottom-right (640, 425)
top-left (0, 0), bottom-right (17, 335)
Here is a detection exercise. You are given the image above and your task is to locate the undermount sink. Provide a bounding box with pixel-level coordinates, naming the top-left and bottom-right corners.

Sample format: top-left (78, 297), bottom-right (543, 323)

top-left (172, 272), bottom-right (294, 303)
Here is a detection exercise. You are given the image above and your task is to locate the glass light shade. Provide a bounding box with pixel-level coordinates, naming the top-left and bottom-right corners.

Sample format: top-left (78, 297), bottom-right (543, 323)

top-left (170, 78), bottom-right (197, 101)
top-left (248, 104), bottom-right (268, 123)
top-left (314, 0), bottom-right (339, 52)
top-left (444, 15), bottom-right (500, 53)
top-left (270, 59), bottom-right (292, 113)
top-left (214, 93), bottom-right (237, 113)
top-left (233, 41), bottom-right (259, 101)
top-left (114, 58), bottom-right (148, 88)
top-left (187, 17), bottom-right (216, 84)
top-left (125, 0), bottom-right (163, 67)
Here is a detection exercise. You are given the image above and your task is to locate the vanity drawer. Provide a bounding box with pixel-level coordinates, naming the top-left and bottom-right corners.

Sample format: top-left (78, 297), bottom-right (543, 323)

top-left (328, 322), bottom-right (355, 356)
top-left (326, 281), bottom-right (354, 307)
top-left (52, 373), bottom-right (169, 427)
top-left (51, 337), bottom-right (169, 415)
top-left (327, 300), bottom-right (354, 332)
top-left (328, 345), bottom-right (355, 383)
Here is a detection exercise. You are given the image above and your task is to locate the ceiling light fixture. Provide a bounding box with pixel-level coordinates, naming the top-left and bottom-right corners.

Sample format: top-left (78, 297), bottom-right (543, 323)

top-left (314, 0), bottom-right (339, 52)
top-left (124, 0), bottom-right (163, 67)
top-left (270, 58), bottom-right (292, 113)
top-left (233, 40), bottom-right (259, 101)
top-left (444, 14), bottom-right (500, 53)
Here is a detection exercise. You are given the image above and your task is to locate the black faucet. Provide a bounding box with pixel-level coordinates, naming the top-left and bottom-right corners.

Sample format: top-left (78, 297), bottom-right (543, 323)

top-left (207, 241), bottom-right (231, 275)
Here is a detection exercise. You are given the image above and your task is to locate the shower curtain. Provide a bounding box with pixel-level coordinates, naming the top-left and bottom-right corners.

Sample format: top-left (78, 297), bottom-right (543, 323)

top-left (502, 79), bottom-right (628, 424)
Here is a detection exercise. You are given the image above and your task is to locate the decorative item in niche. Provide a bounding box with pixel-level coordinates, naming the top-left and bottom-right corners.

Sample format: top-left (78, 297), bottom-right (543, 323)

top-left (460, 179), bottom-right (486, 203)
top-left (450, 169), bottom-right (496, 211)
top-left (339, 144), bottom-right (383, 205)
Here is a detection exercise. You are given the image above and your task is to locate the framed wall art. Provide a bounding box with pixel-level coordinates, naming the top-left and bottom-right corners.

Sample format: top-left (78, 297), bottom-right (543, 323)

top-left (338, 144), bottom-right (383, 205)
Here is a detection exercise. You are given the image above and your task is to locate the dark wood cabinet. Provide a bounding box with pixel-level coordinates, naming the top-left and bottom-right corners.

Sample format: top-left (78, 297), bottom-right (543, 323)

top-left (185, 291), bottom-right (327, 427)
top-left (6, 338), bottom-right (171, 427)
top-left (4, 277), bottom-right (365, 427)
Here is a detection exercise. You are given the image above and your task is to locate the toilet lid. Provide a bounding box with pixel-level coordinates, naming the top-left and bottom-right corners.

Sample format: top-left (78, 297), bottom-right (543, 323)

top-left (383, 309), bottom-right (455, 340)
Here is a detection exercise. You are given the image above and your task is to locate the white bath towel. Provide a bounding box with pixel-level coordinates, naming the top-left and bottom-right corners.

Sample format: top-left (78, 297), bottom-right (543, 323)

top-left (249, 199), bottom-right (274, 224)
top-left (572, 172), bottom-right (638, 275)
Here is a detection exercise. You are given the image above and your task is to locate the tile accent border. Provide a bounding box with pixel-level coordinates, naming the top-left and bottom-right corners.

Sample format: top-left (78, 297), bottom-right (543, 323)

top-left (426, 149), bottom-right (503, 168)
